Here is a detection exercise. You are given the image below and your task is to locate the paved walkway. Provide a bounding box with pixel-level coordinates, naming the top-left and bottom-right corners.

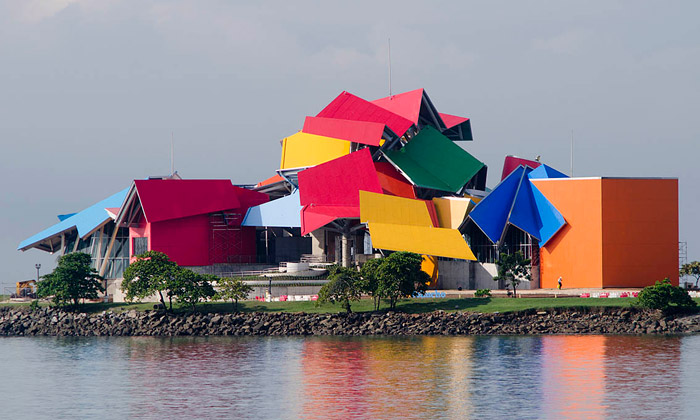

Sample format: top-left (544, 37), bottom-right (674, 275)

top-left (441, 288), bottom-right (643, 298)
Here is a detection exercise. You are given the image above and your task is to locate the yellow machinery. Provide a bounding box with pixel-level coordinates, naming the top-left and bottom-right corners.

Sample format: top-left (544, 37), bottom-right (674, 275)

top-left (16, 280), bottom-right (36, 298)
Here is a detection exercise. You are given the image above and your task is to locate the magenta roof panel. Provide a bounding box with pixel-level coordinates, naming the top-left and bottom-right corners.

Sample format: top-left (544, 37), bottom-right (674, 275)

top-left (316, 91), bottom-right (414, 137)
top-left (302, 116), bottom-right (384, 147)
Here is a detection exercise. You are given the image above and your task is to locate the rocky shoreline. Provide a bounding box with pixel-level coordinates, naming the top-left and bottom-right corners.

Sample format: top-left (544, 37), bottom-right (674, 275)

top-left (1, 306), bottom-right (700, 337)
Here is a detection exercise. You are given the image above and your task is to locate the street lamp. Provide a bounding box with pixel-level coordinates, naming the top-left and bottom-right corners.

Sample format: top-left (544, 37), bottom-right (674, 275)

top-left (35, 264), bottom-right (41, 282)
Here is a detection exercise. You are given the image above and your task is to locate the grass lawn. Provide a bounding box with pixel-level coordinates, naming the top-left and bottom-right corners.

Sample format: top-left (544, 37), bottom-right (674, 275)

top-left (6, 297), bottom-right (698, 315)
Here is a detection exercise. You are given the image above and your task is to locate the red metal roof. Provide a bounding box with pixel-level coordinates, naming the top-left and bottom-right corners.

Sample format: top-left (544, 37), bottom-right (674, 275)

top-left (298, 148), bottom-right (383, 208)
top-left (134, 179), bottom-right (267, 223)
top-left (374, 162), bottom-right (416, 199)
top-left (302, 116), bottom-right (384, 147)
top-left (371, 88), bottom-right (424, 124)
top-left (439, 113), bottom-right (469, 129)
top-left (255, 174), bottom-right (285, 188)
top-left (501, 156), bottom-right (541, 181)
top-left (316, 91), bottom-right (414, 137)
top-left (301, 205), bottom-right (359, 235)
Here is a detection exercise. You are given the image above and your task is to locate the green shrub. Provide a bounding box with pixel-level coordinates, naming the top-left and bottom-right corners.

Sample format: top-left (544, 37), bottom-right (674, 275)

top-left (317, 265), bottom-right (362, 313)
top-left (475, 289), bottom-right (491, 298)
top-left (635, 278), bottom-right (696, 312)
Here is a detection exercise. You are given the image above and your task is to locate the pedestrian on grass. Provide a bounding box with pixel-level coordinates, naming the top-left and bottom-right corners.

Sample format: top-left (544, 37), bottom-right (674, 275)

top-left (557, 277), bottom-right (562, 290)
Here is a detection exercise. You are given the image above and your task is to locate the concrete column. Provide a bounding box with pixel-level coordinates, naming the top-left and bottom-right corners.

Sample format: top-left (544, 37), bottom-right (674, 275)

top-left (310, 229), bottom-right (326, 257)
top-left (341, 232), bottom-right (351, 267)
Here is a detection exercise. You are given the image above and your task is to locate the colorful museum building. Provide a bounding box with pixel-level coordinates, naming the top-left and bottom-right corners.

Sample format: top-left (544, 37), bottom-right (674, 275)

top-left (18, 88), bottom-right (679, 299)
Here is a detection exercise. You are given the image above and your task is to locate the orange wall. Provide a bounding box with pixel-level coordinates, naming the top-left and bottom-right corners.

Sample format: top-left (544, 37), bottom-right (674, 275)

top-left (532, 179), bottom-right (603, 288)
top-left (533, 178), bottom-right (679, 289)
top-left (601, 179), bottom-right (678, 287)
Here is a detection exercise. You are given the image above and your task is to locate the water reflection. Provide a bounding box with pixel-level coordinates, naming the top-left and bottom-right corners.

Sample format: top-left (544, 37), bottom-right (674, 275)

top-left (0, 334), bottom-right (695, 419)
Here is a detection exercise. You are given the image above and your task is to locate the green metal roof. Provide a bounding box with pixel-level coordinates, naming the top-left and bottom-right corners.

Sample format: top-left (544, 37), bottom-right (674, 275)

top-left (383, 126), bottom-right (484, 193)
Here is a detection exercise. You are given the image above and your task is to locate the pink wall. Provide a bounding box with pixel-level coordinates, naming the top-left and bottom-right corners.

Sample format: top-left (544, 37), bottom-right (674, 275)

top-left (129, 213), bottom-right (259, 266)
top-left (149, 214), bottom-right (211, 267)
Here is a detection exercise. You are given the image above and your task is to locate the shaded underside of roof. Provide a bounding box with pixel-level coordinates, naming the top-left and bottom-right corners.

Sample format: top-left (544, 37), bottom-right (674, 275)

top-left (383, 126), bottom-right (485, 193)
top-left (372, 89), bottom-right (446, 132)
top-left (302, 116), bottom-right (384, 147)
top-left (242, 191), bottom-right (302, 228)
top-left (439, 112), bottom-right (473, 141)
top-left (18, 187), bottom-right (129, 251)
top-left (316, 91), bottom-right (414, 137)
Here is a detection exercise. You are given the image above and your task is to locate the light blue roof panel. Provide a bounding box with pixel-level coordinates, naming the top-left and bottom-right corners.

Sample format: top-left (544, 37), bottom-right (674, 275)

top-left (242, 191), bottom-right (302, 228)
top-left (528, 164), bottom-right (569, 180)
top-left (18, 188), bottom-right (129, 251)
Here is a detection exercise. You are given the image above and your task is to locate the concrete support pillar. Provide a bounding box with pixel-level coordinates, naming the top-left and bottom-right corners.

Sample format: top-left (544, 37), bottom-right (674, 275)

top-left (310, 229), bottom-right (326, 257)
top-left (341, 232), bottom-right (351, 268)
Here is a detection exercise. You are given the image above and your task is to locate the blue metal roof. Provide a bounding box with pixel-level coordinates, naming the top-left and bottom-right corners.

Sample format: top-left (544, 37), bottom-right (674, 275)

top-left (468, 165), bottom-right (566, 246)
top-left (18, 188), bottom-right (129, 251)
top-left (242, 191), bottom-right (302, 228)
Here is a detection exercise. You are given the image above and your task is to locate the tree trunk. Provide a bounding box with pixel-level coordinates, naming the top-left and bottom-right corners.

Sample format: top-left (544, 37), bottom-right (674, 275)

top-left (343, 298), bottom-right (352, 313)
top-left (157, 291), bottom-right (167, 311)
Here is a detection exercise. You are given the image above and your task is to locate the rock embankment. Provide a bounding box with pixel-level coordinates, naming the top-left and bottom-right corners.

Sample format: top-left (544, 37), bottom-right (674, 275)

top-left (1, 306), bottom-right (700, 337)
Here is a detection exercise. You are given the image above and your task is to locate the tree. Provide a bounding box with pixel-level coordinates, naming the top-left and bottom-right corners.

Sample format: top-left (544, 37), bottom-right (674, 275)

top-left (494, 251), bottom-right (531, 298)
top-left (635, 278), bottom-right (696, 312)
top-left (169, 268), bottom-right (216, 312)
top-left (121, 250), bottom-right (177, 310)
top-left (377, 252), bottom-right (429, 310)
top-left (359, 258), bottom-right (384, 310)
top-left (215, 276), bottom-right (253, 312)
top-left (317, 265), bottom-right (362, 313)
top-left (680, 261), bottom-right (700, 288)
top-left (37, 252), bottom-right (104, 309)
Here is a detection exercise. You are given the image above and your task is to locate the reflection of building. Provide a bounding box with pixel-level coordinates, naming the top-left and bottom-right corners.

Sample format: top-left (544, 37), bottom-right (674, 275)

top-left (18, 87), bottom-right (680, 290)
top-left (540, 335), bottom-right (683, 419)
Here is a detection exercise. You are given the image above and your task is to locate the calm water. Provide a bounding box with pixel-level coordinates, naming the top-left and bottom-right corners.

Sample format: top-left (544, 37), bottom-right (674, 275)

top-left (0, 334), bottom-right (698, 420)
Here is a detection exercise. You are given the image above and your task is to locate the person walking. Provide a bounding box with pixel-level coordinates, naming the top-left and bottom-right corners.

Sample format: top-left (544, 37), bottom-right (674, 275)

top-left (557, 277), bottom-right (563, 290)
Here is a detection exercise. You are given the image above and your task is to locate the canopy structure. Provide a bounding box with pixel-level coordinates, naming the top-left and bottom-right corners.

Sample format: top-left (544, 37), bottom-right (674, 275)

top-left (468, 165), bottom-right (567, 246)
top-left (383, 126), bottom-right (485, 193)
top-left (297, 148), bottom-right (383, 235)
top-left (242, 191), bottom-right (302, 228)
top-left (359, 190), bottom-right (476, 261)
top-left (316, 91), bottom-right (414, 138)
top-left (302, 117), bottom-right (385, 147)
top-left (279, 132), bottom-right (351, 170)
top-left (18, 188), bottom-right (129, 252)
top-left (366, 223), bottom-right (476, 260)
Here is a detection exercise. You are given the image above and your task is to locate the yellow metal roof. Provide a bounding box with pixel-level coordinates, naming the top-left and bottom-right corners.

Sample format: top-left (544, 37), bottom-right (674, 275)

top-left (279, 132), bottom-right (351, 169)
top-left (367, 222), bottom-right (476, 260)
top-left (359, 190), bottom-right (433, 226)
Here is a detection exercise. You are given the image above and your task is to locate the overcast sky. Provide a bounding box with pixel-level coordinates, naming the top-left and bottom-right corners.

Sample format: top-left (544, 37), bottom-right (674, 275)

top-left (1, 0), bottom-right (698, 286)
